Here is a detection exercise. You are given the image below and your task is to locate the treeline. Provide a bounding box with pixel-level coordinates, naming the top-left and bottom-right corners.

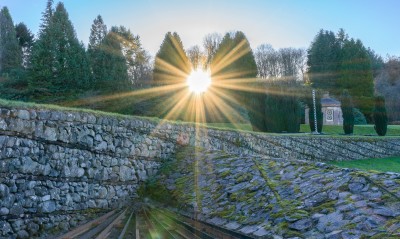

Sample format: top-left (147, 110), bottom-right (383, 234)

top-left (375, 56), bottom-right (400, 123)
top-left (0, 1), bottom-right (396, 134)
top-left (0, 0), bottom-right (151, 102)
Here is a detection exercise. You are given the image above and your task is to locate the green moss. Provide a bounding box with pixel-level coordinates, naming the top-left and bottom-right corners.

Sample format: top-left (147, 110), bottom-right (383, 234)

top-left (310, 200), bottom-right (337, 214)
top-left (263, 204), bottom-right (274, 212)
top-left (271, 210), bottom-right (285, 219)
top-left (268, 161), bottom-right (277, 168)
top-left (294, 185), bottom-right (301, 194)
top-left (139, 177), bottom-right (178, 205)
top-left (237, 215), bottom-right (248, 223)
top-left (338, 183), bottom-right (349, 191)
top-left (281, 180), bottom-right (292, 187)
top-left (273, 175), bottom-right (282, 180)
top-left (214, 154), bottom-right (232, 160)
top-left (234, 137), bottom-right (242, 147)
top-left (217, 205), bottom-right (236, 218)
top-left (220, 170), bottom-right (231, 178)
top-left (245, 193), bottom-right (256, 204)
top-left (235, 173), bottom-right (252, 183)
top-left (229, 192), bottom-right (239, 201)
top-left (344, 223), bottom-right (357, 230)
top-left (277, 221), bottom-right (288, 231)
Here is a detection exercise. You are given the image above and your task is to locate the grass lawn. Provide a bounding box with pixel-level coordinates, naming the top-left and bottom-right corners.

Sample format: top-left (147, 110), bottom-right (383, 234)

top-left (204, 123), bottom-right (253, 131)
top-left (2, 98), bottom-right (400, 136)
top-left (300, 124), bottom-right (400, 136)
top-left (206, 122), bottom-right (400, 136)
top-left (328, 156), bottom-right (400, 173)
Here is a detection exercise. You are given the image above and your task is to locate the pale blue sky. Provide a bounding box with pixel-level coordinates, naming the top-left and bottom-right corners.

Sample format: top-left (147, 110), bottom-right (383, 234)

top-left (1, 0), bottom-right (399, 57)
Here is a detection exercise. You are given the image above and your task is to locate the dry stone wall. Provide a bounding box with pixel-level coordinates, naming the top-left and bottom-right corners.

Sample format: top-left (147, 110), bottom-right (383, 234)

top-left (0, 105), bottom-right (399, 238)
top-left (0, 108), bottom-right (163, 238)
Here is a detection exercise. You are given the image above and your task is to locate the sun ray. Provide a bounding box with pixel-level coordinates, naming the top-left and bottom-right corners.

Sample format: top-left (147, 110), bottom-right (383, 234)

top-left (156, 88), bottom-right (189, 118)
top-left (211, 39), bottom-right (249, 75)
top-left (154, 57), bottom-right (190, 80)
top-left (211, 77), bottom-right (307, 98)
top-left (64, 83), bottom-right (187, 107)
top-left (186, 69), bottom-right (212, 94)
top-left (170, 36), bottom-right (192, 74)
top-left (212, 69), bottom-right (257, 82)
top-left (207, 88), bottom-right (249, 124)
top-left (161, 90), bottom-right (193, 120)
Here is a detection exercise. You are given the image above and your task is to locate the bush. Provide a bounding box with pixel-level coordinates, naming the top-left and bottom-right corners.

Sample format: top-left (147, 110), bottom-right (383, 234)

top-left (340, 90), bottom-right (354, 134)
top-left (264, 80), bottom-right (301, 133)
top-left (353, 108), bottom-right (367, 125)
top-left (373, 96), bottom-right (388, 136)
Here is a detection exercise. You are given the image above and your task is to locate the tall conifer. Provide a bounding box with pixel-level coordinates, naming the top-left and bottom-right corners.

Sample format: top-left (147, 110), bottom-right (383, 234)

top-left (153, 32), bottom-right (191, 85)
top-left (0, 7), bottom-right (22, 74)
top-left (340, 90), bottom-right (355, 134)
top-left (30, 2), bottom-right (90, 94)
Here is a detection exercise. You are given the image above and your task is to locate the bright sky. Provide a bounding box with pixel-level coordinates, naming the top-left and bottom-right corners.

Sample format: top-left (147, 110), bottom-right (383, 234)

top-left (1, 0), bottom-right (400, 58)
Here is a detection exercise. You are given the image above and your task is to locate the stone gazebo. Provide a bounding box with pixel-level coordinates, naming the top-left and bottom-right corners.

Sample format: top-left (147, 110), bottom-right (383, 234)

top-left (305, 93), bottom-right (343, 126)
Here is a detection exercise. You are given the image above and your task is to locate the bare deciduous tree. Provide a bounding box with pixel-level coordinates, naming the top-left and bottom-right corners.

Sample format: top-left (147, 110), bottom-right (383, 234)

top-left (255, 44), bottom-right (306, 82)
top-left (187, 45), bottom-right (205, 70)
top-left (375, 56), bottom-right (400, 122)
top-left (203, 33), bottom-right (222, 66)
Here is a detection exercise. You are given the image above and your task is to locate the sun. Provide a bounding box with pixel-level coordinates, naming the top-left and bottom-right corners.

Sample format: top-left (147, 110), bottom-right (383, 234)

top-left (186, 69), bottom-right (212, 94)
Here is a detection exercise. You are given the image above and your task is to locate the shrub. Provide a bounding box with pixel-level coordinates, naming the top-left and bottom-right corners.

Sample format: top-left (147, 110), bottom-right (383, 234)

top-left (353, 108), bottom-right (367, 125)
top-left (373, 96), bottom-right (388, 136)
top-left (340, 90), bottom-right (354, 134)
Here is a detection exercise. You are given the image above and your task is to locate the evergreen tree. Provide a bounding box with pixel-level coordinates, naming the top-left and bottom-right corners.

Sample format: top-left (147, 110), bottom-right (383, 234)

top-left (39, 0), bottom-right (54, 34)
top-left (29, 2), bottom-right (90, 95)
top-left (29, 0), bottom-right (55, 91)
top-left (88, 15), bottom-right (107, 85)
top-left (307, 30), bottom-right (340, 92)
top-left (0, 7), bottom-right (22, 75)
top-left (111, 26), bottom-right (152, 87)
top-left (151, 32), bottom-right (191, 120)
top-left (366, 47), bottom-right (384, 77)
top-left (263, 80), bottom-right (301, 133)
top-left (153, 32), bottom-right (191, 86)
top-left (94, 31), bottom-right (129, 91)
top-left (15, 23), bottom-right (34, 49)
top-left (247, 82), bottom-right (266, 131)
top-left (307, 29), bottom-right (375, 122)
top-left (373, 96), bottom-right (388, 136)
top-left (211, 31), bottom-right (302, 132)
top-left (15, 22), bottom-right (34, 68)
top-left (340, 90), bottom-right (355, 134)
top-left (283, 84), bottom-right (301, 133)
top-left (338, 39), bottom-right (374, 120)
top-left (211, 32), bottom-right (261, 130)
top-left (88, 15), bottom-right (107, 50)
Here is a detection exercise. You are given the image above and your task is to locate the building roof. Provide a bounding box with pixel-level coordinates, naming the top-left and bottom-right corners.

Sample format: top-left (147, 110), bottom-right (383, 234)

top-left (321, 97), bottom-right (341, 107)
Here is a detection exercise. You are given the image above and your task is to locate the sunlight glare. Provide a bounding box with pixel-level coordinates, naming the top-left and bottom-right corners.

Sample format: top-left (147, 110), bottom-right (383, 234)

top-left (187, 69), bottom-right (211, 94)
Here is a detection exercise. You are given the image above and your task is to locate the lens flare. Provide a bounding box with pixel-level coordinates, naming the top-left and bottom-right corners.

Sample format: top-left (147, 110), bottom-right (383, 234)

top-left (186, 69), bottom-right (211, 94)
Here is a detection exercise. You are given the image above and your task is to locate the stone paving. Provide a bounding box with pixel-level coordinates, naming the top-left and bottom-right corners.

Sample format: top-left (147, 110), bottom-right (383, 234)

top-left (152, 147), bottom-right (400, 238)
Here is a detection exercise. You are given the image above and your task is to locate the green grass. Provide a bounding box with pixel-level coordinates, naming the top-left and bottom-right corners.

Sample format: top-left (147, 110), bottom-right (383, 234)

top-left (300, 124), bottom-right (400, 136)
top-left (204, 123), bottom-right (253, 131)
top-left (0, 98), bottom-right (162, 122)
top-left (206, 122), bottom-right (400, 136)
top-left (328, 156), bottom-right (400, 173)
top-left (2, 98), bottom-right (400, 137)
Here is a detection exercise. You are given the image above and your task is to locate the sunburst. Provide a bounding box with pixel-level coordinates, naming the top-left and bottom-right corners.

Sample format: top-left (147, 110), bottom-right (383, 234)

top-left (186, 69), bottom-right (212, 94)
